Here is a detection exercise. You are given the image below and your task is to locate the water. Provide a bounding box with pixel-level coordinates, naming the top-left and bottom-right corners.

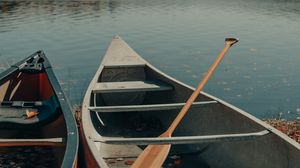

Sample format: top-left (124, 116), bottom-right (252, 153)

top-left (1, 0), bottom-right (300, 119)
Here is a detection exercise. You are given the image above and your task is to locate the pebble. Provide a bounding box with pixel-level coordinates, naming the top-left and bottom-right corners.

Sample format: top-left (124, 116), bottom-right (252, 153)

top-left (174, 159), bottom-right (182, 166)
top-left (0, 146), bottom-right (56, 167)
top-left (167, 163), bottom-right (174, 168)
top-left (24, 149), bottom-right (31, 153)
top-left (265, 119), bottom-right (300, 143)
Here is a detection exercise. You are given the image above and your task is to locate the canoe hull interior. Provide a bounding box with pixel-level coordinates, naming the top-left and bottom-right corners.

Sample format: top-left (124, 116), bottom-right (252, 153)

top-left (0, 51), bottom-right (78, 167)
top-left (81, 36), bottom-right (300, 168)
top-left (0, 72), bottom-right (53, 102)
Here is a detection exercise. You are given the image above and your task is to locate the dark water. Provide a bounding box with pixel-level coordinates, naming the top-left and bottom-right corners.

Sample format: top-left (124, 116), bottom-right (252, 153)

top-left (1, 0), bottom-right (300, 119)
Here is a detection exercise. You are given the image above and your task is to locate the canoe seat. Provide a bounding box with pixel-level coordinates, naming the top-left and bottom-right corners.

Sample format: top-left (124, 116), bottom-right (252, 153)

top-left (0, 137), bottom-right (65, 147)
top-left (92, 80), bottom-right (173, 93)
top-left (0, 101), bottom-right (43, 107)
top-left (0, 97), bottom-right (59, 127)
top-left (89, 101), bottom-right (218, 112)
top-left (93, 130), bottom-right (269, 145)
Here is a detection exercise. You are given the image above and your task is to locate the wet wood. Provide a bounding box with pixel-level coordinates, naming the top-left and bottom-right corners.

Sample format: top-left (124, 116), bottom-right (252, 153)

top-left (0, 138), bottom-right (65, 147)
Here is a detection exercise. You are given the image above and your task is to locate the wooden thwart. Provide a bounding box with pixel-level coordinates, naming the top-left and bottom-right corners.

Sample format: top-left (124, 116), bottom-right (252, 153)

top-left (94, 130), bottom-right (269, 145)
top-left (103, 64), bottom-right (146, 68)
top-left (89, 101), bottom-right (218, 112)
top-left (0, 137), bottom-right (65, 147)
top-left (92, 80), bottom-right (173, 93)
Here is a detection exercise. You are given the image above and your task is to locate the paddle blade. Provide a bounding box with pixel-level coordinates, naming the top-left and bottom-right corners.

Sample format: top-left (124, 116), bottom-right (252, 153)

top-left (131, 144), bottom-right (171, 168)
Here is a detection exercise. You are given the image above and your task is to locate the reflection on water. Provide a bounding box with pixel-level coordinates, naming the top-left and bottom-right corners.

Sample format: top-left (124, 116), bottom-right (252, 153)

top-left (1, 0), bottom-right (300, 119)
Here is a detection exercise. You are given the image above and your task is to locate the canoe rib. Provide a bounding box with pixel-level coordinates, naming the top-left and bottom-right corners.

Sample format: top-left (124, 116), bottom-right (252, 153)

top-left (89, 101), bottom-right (218, 112)
top-left (93, 130), bottom-right (270, 145)
top-left (0, 137), bottom-right (65, 147)
top-left (92, 80), bottom-right (173, 93)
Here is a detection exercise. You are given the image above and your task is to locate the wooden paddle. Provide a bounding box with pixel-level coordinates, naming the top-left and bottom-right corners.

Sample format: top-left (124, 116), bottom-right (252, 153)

top-left (131, 38), bottom-right (239, 168)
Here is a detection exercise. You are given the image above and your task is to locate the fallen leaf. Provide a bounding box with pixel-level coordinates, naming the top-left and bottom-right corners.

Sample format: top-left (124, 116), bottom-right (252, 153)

top-left (26, 110), bottom-right (39, 119)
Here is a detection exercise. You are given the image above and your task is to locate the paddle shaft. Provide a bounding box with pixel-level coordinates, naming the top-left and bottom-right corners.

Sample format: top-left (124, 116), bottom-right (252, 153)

top-left (166, 39), bottom-right (238, 135)
top-left (131, 38), bottom-right (238, 168)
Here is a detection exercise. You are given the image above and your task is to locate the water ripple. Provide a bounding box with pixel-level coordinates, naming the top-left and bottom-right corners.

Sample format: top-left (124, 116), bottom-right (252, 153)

top-left (1, 0), bottom-right (300, 118)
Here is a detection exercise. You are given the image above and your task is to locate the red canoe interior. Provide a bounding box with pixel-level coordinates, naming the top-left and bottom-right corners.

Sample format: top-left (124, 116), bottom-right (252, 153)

top-left (0, 70), bottom-right (67, 167)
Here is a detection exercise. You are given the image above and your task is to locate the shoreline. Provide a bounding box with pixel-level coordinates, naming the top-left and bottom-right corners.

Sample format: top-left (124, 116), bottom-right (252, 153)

top-left (264, 119), bottom-right (300, 144)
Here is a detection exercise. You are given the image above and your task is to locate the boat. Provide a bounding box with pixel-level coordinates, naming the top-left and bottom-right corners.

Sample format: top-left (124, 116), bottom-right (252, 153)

top-left (80, 36), bottom-right (300, 168)
top-left (0, 51), bottom-right (78, 167)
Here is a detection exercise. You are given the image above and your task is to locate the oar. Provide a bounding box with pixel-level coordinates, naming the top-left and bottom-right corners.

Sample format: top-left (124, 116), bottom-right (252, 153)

top-left (131, 38), bottom-right (239, 168)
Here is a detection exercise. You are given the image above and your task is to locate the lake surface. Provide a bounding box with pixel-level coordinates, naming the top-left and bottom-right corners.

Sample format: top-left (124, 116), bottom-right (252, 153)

top-left (1, 0), bottom-right (300, 119)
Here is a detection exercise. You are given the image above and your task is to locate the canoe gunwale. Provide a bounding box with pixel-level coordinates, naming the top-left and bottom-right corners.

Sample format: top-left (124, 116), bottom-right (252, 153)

top-left (44, 63), bottom-right (79, 167)
top-left (82, 64), bottom-right (108, 167)
top-left (37, 52), bottom-right (79, 167)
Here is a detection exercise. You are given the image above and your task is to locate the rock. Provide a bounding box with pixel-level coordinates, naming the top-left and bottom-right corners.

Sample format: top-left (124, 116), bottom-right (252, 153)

top-left (174, 159), bottom-right (182, 166)
top-left (9, 161), bottom-right (16, 165)
top-left (167, 163), bottom-right (174, 168)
